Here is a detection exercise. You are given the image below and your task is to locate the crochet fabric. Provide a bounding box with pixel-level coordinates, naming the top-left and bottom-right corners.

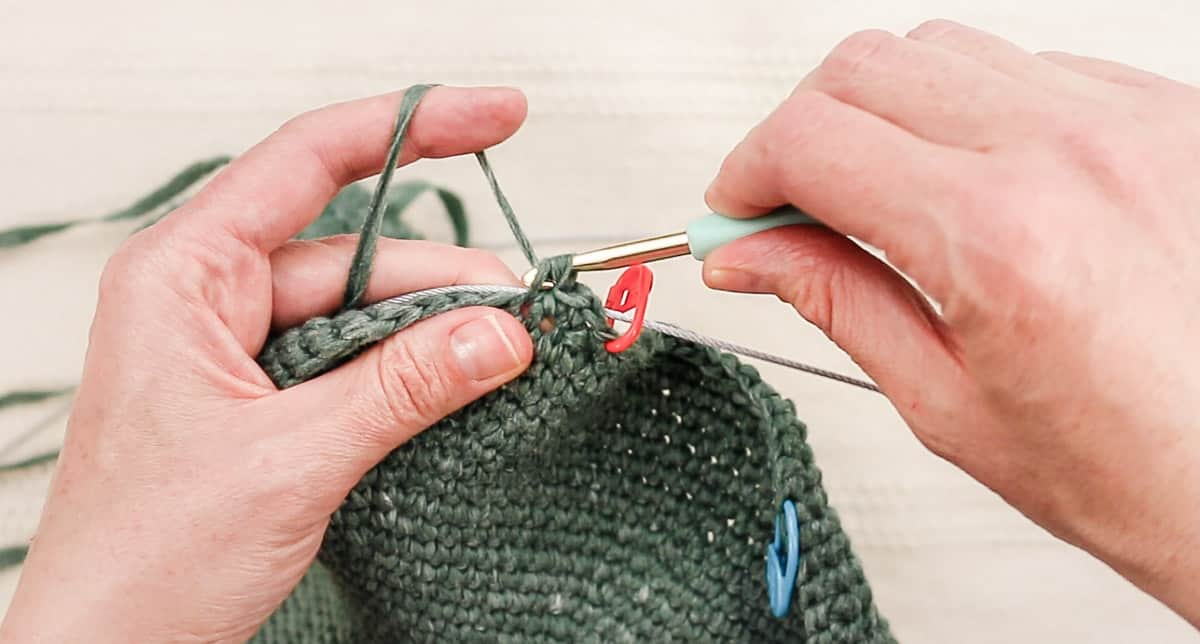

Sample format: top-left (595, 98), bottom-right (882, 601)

top-left (248, 86), bottom-right (894, 642)
top-left (0, 84), bottom-right (892, 642)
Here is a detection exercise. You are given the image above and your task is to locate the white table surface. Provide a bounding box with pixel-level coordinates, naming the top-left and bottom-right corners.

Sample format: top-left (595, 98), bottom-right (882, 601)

top-left (0, 1), bottom-right (1196, 640)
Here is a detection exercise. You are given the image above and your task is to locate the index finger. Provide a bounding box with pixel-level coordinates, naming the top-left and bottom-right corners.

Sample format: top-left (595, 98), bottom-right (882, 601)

top-left (704, 89), bottom-right (984, 287)
top-left (167, 85), bottom-right (527, 252)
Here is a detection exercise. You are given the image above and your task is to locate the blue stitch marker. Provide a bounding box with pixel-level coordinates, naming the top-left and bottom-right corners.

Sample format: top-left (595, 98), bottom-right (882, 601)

top-left (765, 499), bottom-right (800, 618)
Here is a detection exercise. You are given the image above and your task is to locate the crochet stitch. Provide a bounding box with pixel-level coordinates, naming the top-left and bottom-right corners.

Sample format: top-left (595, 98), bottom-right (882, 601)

top-left (249, 86), bottom-right (894, 642)
top-left (0, 84), bottom-right (893, 643)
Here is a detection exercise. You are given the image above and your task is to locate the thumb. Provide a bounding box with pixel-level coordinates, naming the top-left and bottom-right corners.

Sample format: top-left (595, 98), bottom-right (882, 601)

top-left (702, 225), bottom-right (959, 406)
top-left (267, 306), bottom-right (533, 488)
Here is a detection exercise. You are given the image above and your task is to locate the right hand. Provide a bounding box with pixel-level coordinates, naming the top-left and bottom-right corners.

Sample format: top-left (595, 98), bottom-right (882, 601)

top-left (702, 20), bottom-right (1200, 627)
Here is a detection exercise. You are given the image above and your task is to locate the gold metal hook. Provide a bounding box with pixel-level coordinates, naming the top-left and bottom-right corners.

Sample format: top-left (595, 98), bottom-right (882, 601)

top-left (520, 231), bottom-right (690, 286)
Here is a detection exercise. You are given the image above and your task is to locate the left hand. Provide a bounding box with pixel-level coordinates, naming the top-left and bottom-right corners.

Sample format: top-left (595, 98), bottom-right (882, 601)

top-left (0, 86), bottom-right (534, 643)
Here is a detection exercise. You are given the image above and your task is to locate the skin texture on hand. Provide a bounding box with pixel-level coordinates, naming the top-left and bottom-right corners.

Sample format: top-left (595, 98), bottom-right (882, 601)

top-left (0, 86), bottom-right (534, 643)
top-left (703, 20), bottom-right (1200, 628)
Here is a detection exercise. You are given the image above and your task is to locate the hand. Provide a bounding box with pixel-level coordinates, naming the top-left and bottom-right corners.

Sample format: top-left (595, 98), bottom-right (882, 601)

top-left (703, 20), bottom-right (1200, 626)
top-left (0, 86), bottom-right (534, 643)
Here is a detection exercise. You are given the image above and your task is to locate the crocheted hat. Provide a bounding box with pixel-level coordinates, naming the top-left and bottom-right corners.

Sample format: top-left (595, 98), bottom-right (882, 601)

top-left (248, 86), bottom-right (893, 643)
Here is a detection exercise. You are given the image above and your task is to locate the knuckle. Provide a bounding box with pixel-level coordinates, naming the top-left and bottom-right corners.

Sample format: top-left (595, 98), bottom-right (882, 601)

top-left (277, 109), bottom-right (346, 184)
top-left (180, 235), bottom-right (261, 291)
top-left (947, 170), bottom-right (1052, 324)
top-left (769, 91), bottom-right (835, 153)
top-left (820, 29), bottom-right (895, 85)
top-left (97, 234), bottom-right (158, 300)
top-left (763, 91), bottom-right (842, 186)
top-left (375, 336), bottom-right (451, 428)
top-left (1052, 116), bottom-right (1139, 192)
top-left (780, 89), bottom-right (838, 123)
top-left (406, 127), bottom-right (437, 159)
top-left (1050, 113), bottom-right (1113, 157)
top-left (906, 18), bottom-right (961, 41)
top-left (97, 255), bottom-right (132, 302)
top-left (98, 246), bottom-right (137, 292)
top-left (277, 109), bottom-right (319, 138)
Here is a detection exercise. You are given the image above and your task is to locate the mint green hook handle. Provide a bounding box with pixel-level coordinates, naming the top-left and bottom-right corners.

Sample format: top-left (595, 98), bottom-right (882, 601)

top-left (685, 206), bottom-right (819, 260)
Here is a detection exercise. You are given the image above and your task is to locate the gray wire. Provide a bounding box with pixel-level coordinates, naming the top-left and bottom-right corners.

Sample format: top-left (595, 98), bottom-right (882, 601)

top-left (630, 316), bottom-right (881, 393)
top-left (380, 285), bottom-right (882, 394)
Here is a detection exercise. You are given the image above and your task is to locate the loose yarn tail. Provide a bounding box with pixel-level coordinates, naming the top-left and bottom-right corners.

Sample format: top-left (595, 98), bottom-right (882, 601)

top-left (0, 157), bottom-right (231, 248)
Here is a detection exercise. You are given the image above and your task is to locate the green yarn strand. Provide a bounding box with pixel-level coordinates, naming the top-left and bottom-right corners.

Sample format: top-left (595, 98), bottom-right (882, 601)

top-left (0, 388), bottom-right (74, 411)
top-left (433, 185), bottom-right (469, 248)
top-left (0, 222), bottom-right (75, 248)
top-left (0, 156), bottom-right (231, 248)
top-left (0, 545), bottom-right (29, 570)
top-left (294, 180), bottom-right (465, 245)
top-left (0, 388), bottom-right (72, 475)
top-left (342, 83), bottom-right (436, 310)
top-left (475, 150), bottom-right (537, 266)
top-left (0, 450), bottom-right (59, 473)
top-left (98, 156), bottom-right (232, 223)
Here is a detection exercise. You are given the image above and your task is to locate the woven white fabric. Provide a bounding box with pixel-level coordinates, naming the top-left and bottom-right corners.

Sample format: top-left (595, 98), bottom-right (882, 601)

top-left (1, 2), bottom-right (1196, 640)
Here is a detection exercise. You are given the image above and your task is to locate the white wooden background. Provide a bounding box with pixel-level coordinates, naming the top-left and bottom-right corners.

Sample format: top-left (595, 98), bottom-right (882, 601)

top-left (0, 1), bottom-right (1196, 641)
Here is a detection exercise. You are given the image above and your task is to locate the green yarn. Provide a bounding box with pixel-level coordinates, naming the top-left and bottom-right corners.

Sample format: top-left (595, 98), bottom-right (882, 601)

top-left (250, 86), bottom-right (893, 642)
top-left (254, 265), bottom-right (893, 643)
top-left (0, 546), bottom-right (29, 570)
top-left (0, 451), bottom-right (60, 473)
top-left (0, 156), bottom-right (466, 254)
top-left (0, 389), bottom-right (73, 471)
top-left (0, 389), bottom-right (73, 412)
top-left (344, 84), bottom-right (441, 309)
top-left (0, 158), bottom-right (231, 248)
top-left (474, 150), bottom-right (536, 266)
top-left (298, 179), bottom-right (467, 248)
top-left (0, 85), bottom-right (892, 642)
top-left (0, 145), bottom-right (470, 468)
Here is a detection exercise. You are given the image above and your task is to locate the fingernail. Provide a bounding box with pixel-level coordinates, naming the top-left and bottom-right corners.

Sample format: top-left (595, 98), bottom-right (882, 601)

top-left (450, 314), bottom-right (523, 381)
top-left (705, 267), bottom-right (765, 293)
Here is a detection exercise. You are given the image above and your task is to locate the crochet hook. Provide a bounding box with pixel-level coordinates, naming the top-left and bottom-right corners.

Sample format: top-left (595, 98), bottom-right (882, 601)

top-left (521, 205), bottom-right (819, 286)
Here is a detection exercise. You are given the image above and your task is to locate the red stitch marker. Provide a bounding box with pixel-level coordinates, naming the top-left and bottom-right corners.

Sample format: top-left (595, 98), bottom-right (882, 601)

top-left (604, 264), bottom-right (653, 353)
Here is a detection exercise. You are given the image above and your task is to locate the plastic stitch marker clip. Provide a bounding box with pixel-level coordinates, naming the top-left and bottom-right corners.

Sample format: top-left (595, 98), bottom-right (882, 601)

top-left (604, 264), bottom-right (653, 353)
top-left (766, 499), bottom-right (800, 618)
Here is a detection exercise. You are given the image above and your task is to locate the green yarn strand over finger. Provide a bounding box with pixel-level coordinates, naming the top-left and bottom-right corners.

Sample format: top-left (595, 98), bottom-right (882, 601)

top-left (342, 83), bottom-right (436, 310)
